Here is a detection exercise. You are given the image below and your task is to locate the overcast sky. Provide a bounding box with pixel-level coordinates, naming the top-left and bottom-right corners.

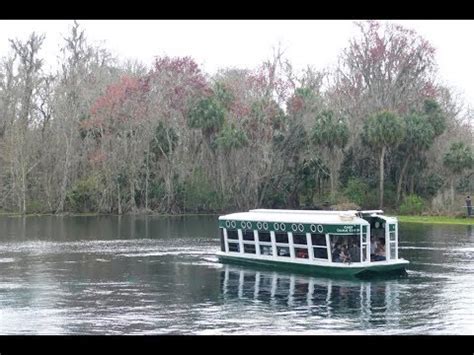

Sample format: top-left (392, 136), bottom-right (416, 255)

top-left (1, 20), bottom-right (474, 111)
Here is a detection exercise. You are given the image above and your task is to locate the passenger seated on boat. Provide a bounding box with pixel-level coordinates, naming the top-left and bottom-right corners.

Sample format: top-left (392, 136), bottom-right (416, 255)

top-left (378, 237), bottom-right (386, 251)
top-left (278, 248), bottom-right (290, 256)
top-left (296, 249), bottom-right (309, 258)
top-left (372, 238), bottom-right (386, 261)
top-left (370, 236), bottom-right (378, 261)
top-left (375, 238), bottom-right (385, 261)
top-left (340, 245), bottom-right (351, 263)
top-left (349, 239), bottom-right (361, 262)
top-left (332, 244), bottom-right (342, 262)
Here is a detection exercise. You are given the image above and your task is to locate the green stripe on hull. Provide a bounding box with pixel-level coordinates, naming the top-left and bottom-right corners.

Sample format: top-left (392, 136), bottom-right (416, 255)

top-left (219, 220), bottom-right (363, 234)
top-left (218, 255), bottom-right (408, 279)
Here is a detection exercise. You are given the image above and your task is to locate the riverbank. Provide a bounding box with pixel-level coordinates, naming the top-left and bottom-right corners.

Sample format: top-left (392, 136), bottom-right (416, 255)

top-left (397, 215), bottom-right (473, 225)
top-left (1, 211), bottom-right (472, 225)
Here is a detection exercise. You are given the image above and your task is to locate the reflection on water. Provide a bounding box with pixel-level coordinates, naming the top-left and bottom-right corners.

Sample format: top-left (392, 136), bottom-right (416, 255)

top-left (220, 265), bottom-right (401, 329)
top-left (0, 215), bottom-right (218, 242)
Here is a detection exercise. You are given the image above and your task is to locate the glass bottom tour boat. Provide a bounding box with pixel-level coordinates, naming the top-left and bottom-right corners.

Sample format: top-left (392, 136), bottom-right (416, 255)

top-left (217, 209), bottom-right (409, 278)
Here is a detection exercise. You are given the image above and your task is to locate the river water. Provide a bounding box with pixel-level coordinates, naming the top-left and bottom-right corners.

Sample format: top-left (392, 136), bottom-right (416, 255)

top-left (0, 215), bottom-right (472, 334)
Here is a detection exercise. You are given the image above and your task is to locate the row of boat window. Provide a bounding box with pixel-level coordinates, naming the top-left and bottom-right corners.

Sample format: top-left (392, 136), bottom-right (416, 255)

top-left (226, 242), bottom-right (329, 259)
top-left (221, 229), bottom-right (329, 259)
top-left (226, 230), bottom-right (327, 246)
top-left (219, 228), bottom-right (394, 263)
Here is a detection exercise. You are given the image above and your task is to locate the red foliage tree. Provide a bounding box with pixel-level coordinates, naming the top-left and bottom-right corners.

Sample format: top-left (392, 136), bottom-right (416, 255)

top-left (145, 56), bottom-right (210, 121)
top-left (83, 75), bottom-right (149, 137)
top-left (335, 20), bottom-right (438, 116)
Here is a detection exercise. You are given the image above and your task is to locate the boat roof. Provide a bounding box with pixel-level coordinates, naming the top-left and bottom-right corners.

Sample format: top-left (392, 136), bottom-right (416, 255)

top-left (219, 209), bottom-right (374, 225)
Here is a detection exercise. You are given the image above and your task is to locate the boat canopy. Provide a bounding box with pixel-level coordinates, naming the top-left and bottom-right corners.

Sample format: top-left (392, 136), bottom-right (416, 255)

top-left (219, 209), bottom-right (372, 226)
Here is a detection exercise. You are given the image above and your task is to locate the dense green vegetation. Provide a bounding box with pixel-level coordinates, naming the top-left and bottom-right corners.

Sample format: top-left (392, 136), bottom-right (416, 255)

top-left (0, 21), bottom-right (472, 216)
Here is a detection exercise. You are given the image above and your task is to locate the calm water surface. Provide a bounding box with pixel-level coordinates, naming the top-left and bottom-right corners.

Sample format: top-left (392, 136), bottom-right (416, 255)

top-left (0, 215), bottom-right (472, 334)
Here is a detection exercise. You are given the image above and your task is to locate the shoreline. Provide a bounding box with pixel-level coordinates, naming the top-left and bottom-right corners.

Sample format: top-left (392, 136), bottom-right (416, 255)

top-left (397, 215), bottom-right (473, 225)
top-left (0, 211), bottom-right (472, 225)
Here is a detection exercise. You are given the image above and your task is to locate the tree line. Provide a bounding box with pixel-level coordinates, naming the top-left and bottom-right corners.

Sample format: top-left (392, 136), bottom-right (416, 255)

top-left (0, 21), bottom-right (472, 215)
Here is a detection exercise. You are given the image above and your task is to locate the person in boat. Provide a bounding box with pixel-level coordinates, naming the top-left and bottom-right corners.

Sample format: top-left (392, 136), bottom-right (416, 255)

top-left (373, 238), bottom-right (386, 261)
top-left (332, 243), bottom-right (342, 262)
top-left (378, 238), bottom-right (386, 254)
top-left (340, 244), bottom-right (351, 263)
top-left (279, 248), bottom-right (290, 256)
top-left (370, 236), bottom-right (377, 261)
top-left (349, 238), bottom-right (361, 263)
top-left (297, 249), bottom-right (308, 258)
